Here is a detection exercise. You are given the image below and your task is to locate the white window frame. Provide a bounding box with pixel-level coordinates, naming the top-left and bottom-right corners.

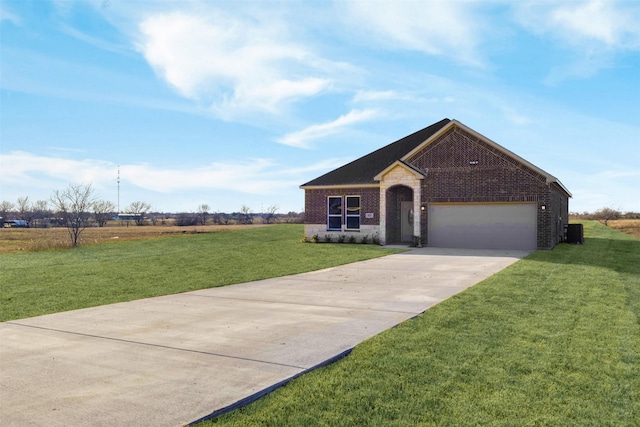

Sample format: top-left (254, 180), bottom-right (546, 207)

top-left (327, 196), bottom-right (342, 230)
top-left (345, 195), bottom-right (361, 231)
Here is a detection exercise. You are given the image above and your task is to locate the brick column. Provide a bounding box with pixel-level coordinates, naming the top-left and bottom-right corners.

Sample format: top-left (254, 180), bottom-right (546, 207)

top-left (413, 183), bottom-right (421, 245)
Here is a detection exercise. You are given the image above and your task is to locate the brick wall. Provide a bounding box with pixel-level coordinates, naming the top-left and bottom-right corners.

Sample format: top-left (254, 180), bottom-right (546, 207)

top-left (548, 184), bottom-right (569, 247)
top-left (304, 187), bottom-right (380, 226)
top-left (303, 126), bottom-right (569, 249)
top-left (407, 127), bottom-right (555, 249)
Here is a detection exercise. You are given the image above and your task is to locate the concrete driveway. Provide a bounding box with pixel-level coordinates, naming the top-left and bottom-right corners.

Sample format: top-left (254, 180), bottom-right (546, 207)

top-left (0, 247), bottom-right (528, 426)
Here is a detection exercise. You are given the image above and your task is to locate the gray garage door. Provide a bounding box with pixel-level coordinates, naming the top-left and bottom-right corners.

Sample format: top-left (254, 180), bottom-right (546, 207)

top-left (428, 203), bottom-right (537, 250)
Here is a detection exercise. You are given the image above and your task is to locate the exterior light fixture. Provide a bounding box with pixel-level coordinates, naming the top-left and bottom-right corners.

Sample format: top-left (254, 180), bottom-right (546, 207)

top-left (541, 205), bottom-right (546, 210)
top-left (469, 161), bottom-right (479, 165)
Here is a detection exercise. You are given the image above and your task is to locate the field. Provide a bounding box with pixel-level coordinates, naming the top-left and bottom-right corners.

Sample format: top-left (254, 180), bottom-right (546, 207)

top-left (2, 219), bottom-right (638, 254)
top-left (606, 218), bottom-right (640, 239)
top-left (0, 223), bottom-right (267, 254)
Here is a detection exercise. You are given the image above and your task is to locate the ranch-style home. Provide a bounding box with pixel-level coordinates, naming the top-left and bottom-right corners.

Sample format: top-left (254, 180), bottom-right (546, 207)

top-left (300, 118), bottom-right (571, 250)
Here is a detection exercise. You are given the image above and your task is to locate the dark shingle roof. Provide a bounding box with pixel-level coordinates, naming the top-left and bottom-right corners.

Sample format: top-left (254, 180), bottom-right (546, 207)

top-left (301, 118), bottom-right (451, 187)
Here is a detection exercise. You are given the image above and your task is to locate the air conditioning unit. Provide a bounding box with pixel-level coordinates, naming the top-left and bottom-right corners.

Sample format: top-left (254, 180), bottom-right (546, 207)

top-left (566, 224), bottom-right (584, 244)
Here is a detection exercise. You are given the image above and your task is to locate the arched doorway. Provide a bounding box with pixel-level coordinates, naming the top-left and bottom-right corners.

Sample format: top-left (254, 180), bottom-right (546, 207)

top-left (385, 185), bottom-right (414, 244)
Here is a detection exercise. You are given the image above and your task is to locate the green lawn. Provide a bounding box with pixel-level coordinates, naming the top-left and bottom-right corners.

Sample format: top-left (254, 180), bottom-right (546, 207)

top-left (201, 221), bottom-right (640, 426)
top-left (0, 224), bottom-right (399, 321)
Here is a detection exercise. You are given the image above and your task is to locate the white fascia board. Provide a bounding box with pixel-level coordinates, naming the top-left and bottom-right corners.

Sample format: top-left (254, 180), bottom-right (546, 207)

top-left (299, 183), bottom-right (380, 190)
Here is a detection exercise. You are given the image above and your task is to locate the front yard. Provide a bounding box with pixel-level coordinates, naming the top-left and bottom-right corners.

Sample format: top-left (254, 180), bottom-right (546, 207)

top-left (202, 221), bottom-right (639, 426)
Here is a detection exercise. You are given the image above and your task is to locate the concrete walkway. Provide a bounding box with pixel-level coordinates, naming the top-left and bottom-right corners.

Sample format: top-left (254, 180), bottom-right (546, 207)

top-left (0, 247), bottom-right (528, 426)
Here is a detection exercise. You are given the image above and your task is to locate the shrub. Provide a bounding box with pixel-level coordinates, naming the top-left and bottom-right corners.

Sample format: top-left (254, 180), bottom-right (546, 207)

top-left (311, 234), bottom-right (318, 243)
top-left (324, 234), bottom-right (333, 243)
top-left (372, 233), bottom-right (381, 245)
top-left (347, 235), bottom-right (357, 244)
top-left (360, 234), bottom-right (369, 244)
top-left (338, 234), bottom-right (346, 243)
top-left (175, 213), bottom-right (198, 226)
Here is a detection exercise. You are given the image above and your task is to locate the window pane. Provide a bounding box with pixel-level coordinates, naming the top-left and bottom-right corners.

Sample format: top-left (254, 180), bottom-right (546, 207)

top-left (346, 196), bottom-right (360, 210)
top-left (345, 196), bottom-right (360, 229)
top-left (328, 197), bottom-right (342, 215)
top-left (346, 216), bottom-right (360, 230)
top-left (328, 216), bottom-right (342, 230)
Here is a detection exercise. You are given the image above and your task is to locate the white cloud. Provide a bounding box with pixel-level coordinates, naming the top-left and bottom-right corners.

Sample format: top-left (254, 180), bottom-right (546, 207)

top-left (136, 9), bottom-right (331, 117)
top-left (0, 151), bottom-right (299, 196)
top-left (338, 0), bottom-right (485, 66)
top-left (277, 109), bottom-right (380, 148)
top-left (121, 159), bottom-right (285, 195)
top-left (0, 5), bottom-right (21, 25)
top-left (514, 0), bottom-right (640, 50)
top-left (0, 151), bottom-right (113, 190)
top-left (0, 151), bottom-right (328, 212)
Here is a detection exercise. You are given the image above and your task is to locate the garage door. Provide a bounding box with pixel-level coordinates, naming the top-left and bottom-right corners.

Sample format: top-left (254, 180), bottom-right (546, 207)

top-left (428, 203), bottom-right (537, 250)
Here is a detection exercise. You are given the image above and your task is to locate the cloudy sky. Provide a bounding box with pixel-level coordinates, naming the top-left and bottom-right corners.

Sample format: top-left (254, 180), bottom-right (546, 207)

top-left (1, 0), bottom-right (639, 214)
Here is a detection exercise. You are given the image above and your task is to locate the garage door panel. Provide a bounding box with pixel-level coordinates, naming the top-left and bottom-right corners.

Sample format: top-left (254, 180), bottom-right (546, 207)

top-left (428, 204), bottom-right (537, 250)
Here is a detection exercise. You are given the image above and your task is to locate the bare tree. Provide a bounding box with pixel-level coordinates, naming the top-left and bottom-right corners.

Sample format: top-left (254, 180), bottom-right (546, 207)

top-left (175, 212), bottom-right (198, 226)
top-left (262, 205), bottom-right (279, 224)
top-left (212, 211), bottom-right (229, 225)
top-left (148, 213), bottom-right (159, 226)
top-left (16, 196), bottom-right (30, 222)
top-left (93, 200), bottom-right (115, 227)
top-left (197, 204), bottom-right (210, 225)
top-left (50, 184), bottom-right (95, 247)
top-left (30, 200), bottom-right (50, 228)
top-left (239, 205), bottom-right (253, 224)
top-left (0, 200), bottom-right (15, 222)
top-left (125, 201), bottom-right (151, 226)
top-left (592, 207), bottom-right (621, 226)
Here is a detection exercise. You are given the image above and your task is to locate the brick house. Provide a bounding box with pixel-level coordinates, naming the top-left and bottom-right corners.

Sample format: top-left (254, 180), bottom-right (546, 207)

top-left (300, 118), bottom-right (571, 250)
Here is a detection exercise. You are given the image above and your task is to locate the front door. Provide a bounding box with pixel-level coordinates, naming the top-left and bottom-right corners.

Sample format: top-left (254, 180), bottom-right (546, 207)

top-left (401, 201), bottom-right (413, 243)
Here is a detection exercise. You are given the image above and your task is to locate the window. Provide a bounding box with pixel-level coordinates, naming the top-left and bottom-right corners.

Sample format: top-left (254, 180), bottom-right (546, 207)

top-left (345, 196), bottom-right (361, 230)
top-left (327, 196), bottom-right (342, 230)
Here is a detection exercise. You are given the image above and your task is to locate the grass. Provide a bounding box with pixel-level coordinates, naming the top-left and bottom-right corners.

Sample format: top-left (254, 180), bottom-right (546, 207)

top-left (200, 221), bottom-right (640, 426)
top-left (606, 218), bottom-right (640, 239)
top-left (0, 223), bottom-right (267, 254)
top-left (0, 224), bottom-right (400, 321)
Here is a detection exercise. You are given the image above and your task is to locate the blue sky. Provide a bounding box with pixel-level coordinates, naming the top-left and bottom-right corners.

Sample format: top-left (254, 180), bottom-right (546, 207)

top-left (1, 0), bottom-right (639, 214)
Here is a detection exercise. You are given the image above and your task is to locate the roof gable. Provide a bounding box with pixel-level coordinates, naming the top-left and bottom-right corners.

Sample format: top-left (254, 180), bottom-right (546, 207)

top-left (403, 120), bottom-right (571, 197)
top-left (300, 118), bottom-right (571, 198)
top-left (300, 118), bottom-right (450, 187)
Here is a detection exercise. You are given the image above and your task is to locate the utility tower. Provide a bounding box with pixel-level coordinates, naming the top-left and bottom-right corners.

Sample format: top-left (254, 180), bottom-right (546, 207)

top-left (117, 165), bottom-right (120, 214)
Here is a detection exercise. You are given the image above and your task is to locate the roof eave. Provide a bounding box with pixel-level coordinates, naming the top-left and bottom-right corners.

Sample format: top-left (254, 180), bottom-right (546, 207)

top-left (550, 179), bottom-right (572, 198)
top-left (300, 183), bottom-right (380, 190)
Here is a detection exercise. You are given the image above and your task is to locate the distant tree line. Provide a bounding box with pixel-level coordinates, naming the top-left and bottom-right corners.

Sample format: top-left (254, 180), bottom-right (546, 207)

top-left (1, 185), bottom-right (303, 246)
top-left (173, 204), bottom-right (302, 226)
top-left (570, 207), bottom-right (640, 225)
